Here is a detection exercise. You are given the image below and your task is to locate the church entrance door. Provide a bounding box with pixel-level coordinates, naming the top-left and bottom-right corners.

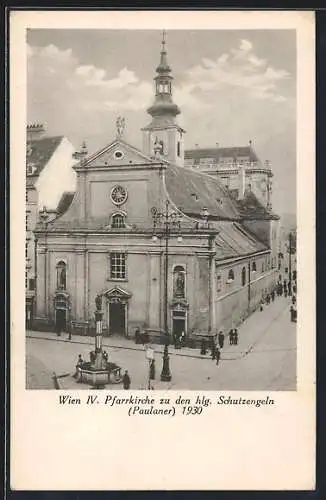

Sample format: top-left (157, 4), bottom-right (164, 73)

top-left (109, 302), bottom-right (126, 335)
top-left (56, 309), bottom-right (67, 332)
top-left (173, 318), bottom-right (186, 339)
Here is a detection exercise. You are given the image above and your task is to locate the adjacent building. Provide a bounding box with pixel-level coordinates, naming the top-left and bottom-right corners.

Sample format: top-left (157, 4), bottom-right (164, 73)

top-left (25, 124), bottom-right (77, 324)
top-left (33, 36), bottom-right (280, 342)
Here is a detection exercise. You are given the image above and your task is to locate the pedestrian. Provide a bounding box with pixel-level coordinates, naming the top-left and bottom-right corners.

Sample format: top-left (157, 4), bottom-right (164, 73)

top-left (271, 290), bottom-right (275, 302)
top-left (218, 331), bottom-right (225, 349)
top-left (122, 370), bottom-right (131, 390)
top-left (215, 348), bottom-right (221, 366)
top-left (229, 329), bottom-right (234, 346)
top-left (200, 339), bottom-right (207, 355)
top-left (266, 294), bottom-right (270, 305)
top-left (290, 306), bottom-right (295, 322)
top-left (288, 281), bottom-right (291, 295)
top-left (103, 350), bottom-right (108, 362)
top-left (74, 354), bottom-right (84, 379)
top-left (260, 299), bottom-right (264, 312)
top-left (233, 328), bottom-right (239, 346)
top-left (150, 359), bottom-right (155, 380)
top-left (284, 285), bottom-right (288, 298)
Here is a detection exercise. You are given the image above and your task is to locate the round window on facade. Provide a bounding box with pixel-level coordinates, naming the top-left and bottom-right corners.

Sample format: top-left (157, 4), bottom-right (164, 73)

top-left (110, 185), bottom-right (128, 205)
top-left (113, 150), bottom-right (124, 160)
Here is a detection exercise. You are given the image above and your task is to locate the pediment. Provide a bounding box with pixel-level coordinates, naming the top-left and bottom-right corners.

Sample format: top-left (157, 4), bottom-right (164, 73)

top-left (83, 139), bottom-right (156, 168)
top-left (102, 286), bottom-right (132, 299)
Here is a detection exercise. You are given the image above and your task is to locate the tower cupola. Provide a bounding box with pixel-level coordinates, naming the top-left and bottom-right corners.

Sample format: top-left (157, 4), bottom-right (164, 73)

top-left (142, 30), bottom-right (185, 166)
top-left (146, 30), bottom-right (181, 123)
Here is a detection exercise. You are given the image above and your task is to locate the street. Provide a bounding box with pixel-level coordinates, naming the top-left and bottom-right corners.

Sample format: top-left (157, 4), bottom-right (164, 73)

top-left (26, 295), bottom-right (296, 390)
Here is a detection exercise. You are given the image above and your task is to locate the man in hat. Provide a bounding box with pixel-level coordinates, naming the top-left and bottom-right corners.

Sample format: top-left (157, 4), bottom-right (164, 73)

top-left (218, 331), bottom-right (225, 350)
top-left (122, 370), bottom-right (131, 390)
top-left (233, 328), bottom-right (239, 346)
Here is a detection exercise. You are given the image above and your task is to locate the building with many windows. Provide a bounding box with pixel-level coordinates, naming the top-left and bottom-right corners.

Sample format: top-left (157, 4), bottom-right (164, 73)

top-left (25, 124), bottom-right (77, 325)
top-left (33, 36), bottom-right (279, 342)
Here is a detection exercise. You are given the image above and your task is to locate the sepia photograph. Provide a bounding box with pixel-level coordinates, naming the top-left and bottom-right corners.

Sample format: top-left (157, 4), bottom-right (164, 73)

top-left (10, 11), bottom-right (315, 491)
top-left (25, 27), bottom-right (298, 391)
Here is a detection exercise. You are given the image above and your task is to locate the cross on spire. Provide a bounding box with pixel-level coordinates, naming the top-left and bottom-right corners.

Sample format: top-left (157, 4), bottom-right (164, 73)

top-left (162, 29), bottom-right (166, 51)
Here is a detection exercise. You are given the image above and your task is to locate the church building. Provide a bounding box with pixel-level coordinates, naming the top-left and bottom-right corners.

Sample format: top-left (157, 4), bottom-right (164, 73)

top-left (33, 34), bottom-right (280, 343)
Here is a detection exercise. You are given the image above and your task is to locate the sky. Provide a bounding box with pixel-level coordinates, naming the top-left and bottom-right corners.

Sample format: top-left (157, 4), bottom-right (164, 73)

top-left (27, 29), bottom-right (296, 216)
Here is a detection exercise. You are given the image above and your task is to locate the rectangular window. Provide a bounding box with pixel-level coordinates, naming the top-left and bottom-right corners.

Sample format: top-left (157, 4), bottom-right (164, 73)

top-left (29, 278), bottom-right (35, 290)
top-left (25, 271), bottom-right (28, 289)
top-left (110, 252), bottom-right (126, 280)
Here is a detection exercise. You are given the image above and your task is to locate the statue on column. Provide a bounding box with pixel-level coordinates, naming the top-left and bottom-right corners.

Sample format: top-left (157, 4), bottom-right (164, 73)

top-left (95, 294), bottom-right (102, 311)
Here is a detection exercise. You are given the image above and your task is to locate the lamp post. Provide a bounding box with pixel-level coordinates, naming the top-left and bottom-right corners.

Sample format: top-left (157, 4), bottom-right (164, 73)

top-left (151, 199), bottom-right (182, 382)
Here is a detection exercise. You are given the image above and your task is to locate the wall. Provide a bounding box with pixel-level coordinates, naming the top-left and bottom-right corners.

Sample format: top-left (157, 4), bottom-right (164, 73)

top-left (34, 229), bottom-right (210, 335)
top-left (214, 252), bottom-right (278, 331)
top-left (26, 185), bottom-right (38, 290)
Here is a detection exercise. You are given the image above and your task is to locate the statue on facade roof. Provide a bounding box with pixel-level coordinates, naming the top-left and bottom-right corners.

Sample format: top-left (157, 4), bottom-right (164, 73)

top-left (116, 116), bottom-right (125, 138)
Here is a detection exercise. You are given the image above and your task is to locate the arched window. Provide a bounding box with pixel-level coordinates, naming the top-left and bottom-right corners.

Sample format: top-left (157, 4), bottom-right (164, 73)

top-left (227, 269), bottom-right (234, 283)
top-left (111, 214), bottom-right (126, 229)
top-left (252, 261), bottom-right (257, 272)
top-left (241, 267), bottom-right (246, 286)
top-left (56, 261), bottom-right (67, 290)
top-left (173, 265), bottom-right (186, 298)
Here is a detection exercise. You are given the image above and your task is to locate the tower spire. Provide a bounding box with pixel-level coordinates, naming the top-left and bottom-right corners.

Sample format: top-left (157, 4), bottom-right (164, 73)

top-left (147, 30), bottom-right (180, 120)
top-left (157, 28), bottom-right (171, 73)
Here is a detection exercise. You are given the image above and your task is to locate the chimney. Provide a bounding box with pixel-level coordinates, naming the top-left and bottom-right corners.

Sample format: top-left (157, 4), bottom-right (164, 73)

top-left (27, 123), bottom-right (46, 142)
top-left (238, 163), bottom-right (245, 200)
top-left (215, 142), bottom-right (219, 149)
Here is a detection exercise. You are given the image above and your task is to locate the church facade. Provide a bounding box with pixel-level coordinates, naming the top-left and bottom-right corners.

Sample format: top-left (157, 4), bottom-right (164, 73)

top-left (33, 35), bottom-right (279, 342)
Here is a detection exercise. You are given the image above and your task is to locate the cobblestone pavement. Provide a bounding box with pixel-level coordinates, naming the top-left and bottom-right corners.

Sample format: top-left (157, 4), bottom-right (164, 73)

top-left (26, 295), bottom-right (296, 390)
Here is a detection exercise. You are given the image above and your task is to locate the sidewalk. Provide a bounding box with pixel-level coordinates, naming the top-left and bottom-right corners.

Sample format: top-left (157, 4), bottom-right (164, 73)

top-left (26, 295), bottom-right (291, 362)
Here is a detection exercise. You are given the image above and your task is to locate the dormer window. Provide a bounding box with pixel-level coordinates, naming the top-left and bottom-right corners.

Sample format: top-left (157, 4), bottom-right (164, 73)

top-left (111, 213), bottom-right (126, 229)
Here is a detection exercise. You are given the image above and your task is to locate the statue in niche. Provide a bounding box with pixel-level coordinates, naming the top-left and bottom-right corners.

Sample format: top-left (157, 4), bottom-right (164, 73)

top-left (174, 268), bottom-right (185, 298)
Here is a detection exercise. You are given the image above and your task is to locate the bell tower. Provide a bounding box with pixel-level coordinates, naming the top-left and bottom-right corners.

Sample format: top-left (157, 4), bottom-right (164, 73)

top-left (142, 30), bottom-right (185, 166)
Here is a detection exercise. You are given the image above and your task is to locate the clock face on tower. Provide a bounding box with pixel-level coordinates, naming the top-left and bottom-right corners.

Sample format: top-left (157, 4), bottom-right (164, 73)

top-left (110, 185), bottom-right (128, 205)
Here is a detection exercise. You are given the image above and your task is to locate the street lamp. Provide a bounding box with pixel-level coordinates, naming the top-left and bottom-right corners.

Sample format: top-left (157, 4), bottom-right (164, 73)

top-left (151, 199), bottom-right (183, 382)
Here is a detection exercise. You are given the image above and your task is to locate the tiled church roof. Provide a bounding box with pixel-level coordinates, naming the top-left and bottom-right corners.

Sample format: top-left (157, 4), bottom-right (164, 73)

top-left (230, 190), bottom-right (279, 220)
top-left (56, 191), bottom-right (75, 217)
top-left (214, 222), bottom-right (268, 260)
top-left (26, 136), bottom-right (63, 176)
top-left (184, 146), bottom-right (259, 163)
top-left (165, 164), bottom-right (240, 220)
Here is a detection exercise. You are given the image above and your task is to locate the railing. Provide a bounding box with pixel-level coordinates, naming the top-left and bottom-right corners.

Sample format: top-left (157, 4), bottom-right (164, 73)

top-left (186, 161), bottom-right (270, 170)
